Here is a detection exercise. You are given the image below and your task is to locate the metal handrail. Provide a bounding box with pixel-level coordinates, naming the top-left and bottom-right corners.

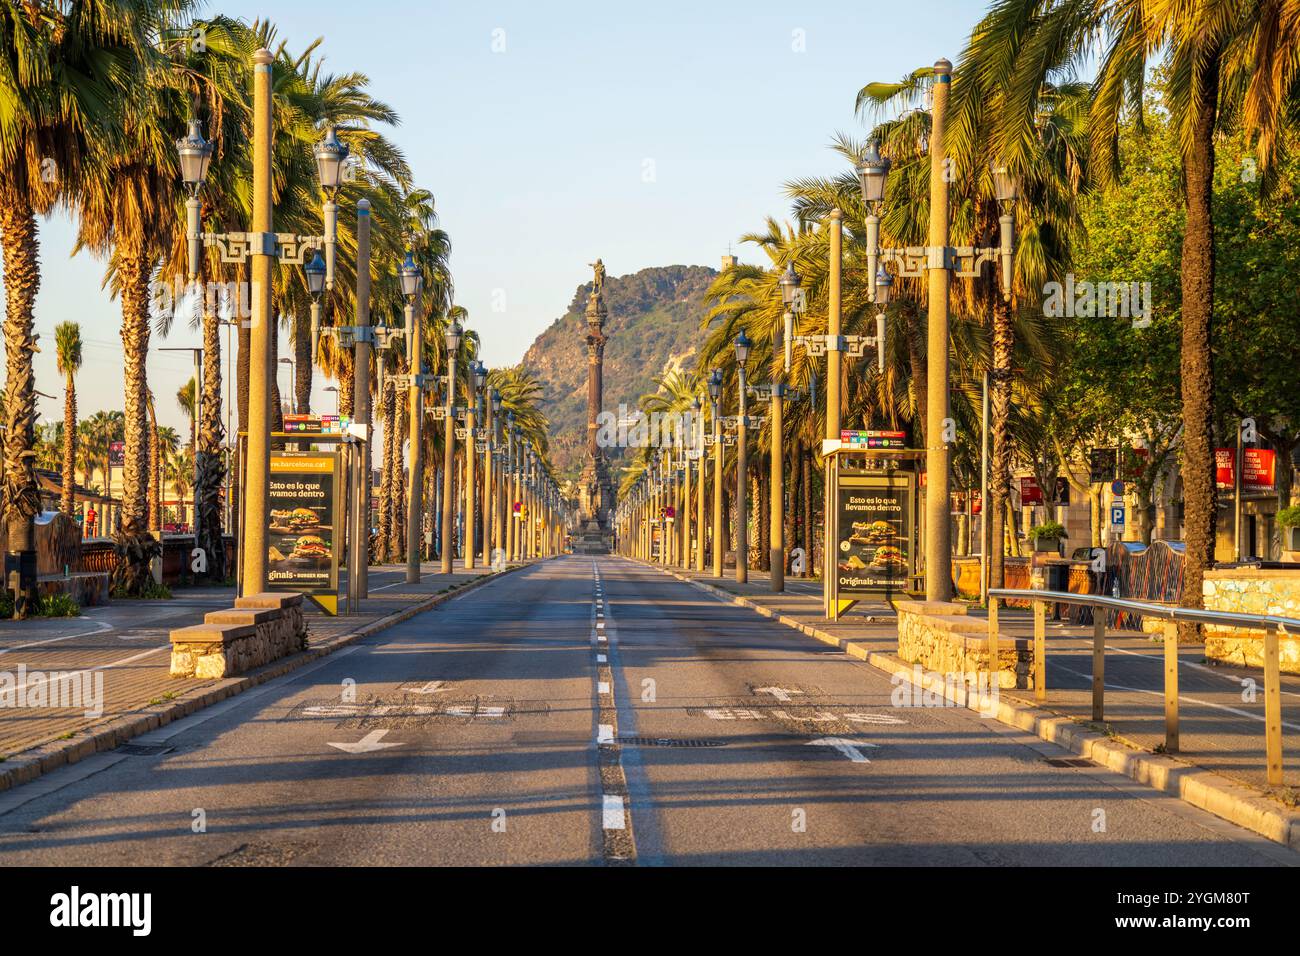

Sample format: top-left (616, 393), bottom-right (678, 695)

top-left (989, 588), bottom-right (1300, 634)
top-left (984, 587), bottom-right (1287, 786)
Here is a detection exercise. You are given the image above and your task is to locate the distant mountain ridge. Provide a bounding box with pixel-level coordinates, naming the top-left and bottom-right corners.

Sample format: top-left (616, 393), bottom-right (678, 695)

top-left (519, 264), bottom-right (717, 479)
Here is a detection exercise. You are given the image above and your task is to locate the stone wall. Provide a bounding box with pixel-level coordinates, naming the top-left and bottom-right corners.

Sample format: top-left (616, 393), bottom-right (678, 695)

top-left (1203, 568), bottom-right (1300, 674)
top-left (36, 572), bottom-right (110, 607)
top-left (896, 601), bottom-right (1033, 689)
top-left (170, 593), bottom-right (308, 679)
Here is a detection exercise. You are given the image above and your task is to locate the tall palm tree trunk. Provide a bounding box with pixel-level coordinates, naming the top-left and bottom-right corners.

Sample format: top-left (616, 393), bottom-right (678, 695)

top-left (62, 372), bottom-right (77, 517)
top-left (339, 350), bottom-right (355, 418)
top-left (294, 313), bottom-right (312, 414)
top-left (378, 380), bottom-right (395, 560)
top-left (147, 396), bottom-right (161, 530)
top-left (990, 296), bottom-right (1014, 590)
top-left (196, 302), bottom-right (226, 581)
top-left (270, 316), bottom-right (284, 440)
top-left (801, 445), bottom-right (812, 576)
top-left (0, 186), bottom-right (43, 617)
top-left (1179, 67), bottom-right (1220, 622)
top-left (119, 252), bottom-right (152, 531)
top-left (390, 390), bottom-right (408, 559)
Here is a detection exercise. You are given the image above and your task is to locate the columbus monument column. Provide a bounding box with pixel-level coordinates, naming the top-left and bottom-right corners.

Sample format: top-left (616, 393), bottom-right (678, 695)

top-left (577, 259), bottom-right (614, 553)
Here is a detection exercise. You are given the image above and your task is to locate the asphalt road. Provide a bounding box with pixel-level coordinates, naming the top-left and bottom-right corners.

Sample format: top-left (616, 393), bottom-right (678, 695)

top-left (0, 555), bottom-right (1293, 866)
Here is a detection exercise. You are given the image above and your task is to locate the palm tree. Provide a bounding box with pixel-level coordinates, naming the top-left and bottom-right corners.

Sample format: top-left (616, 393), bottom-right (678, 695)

top-left (158, 15), bottom-right (259, 585)
top-left (981, 0), bottom-right (1300, 611)
top-left (176, 377), bottom-right (197, 453)
top-left (69, 2), bottom-right (198, 566)
top-left (154, 424), bottom-right (181, 527)
top-left (54, 322), bottom-right (84, 517)
top-left (0, 2), bottom-right (176, 616)
top-left (166, 443), bottom-right (195, 531)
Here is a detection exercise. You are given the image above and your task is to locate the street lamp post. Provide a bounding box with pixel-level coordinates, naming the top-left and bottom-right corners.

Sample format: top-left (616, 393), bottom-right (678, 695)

top-left (511, 428), bottom-right (520, 561)
top-left (464, 360), bottom-right (483, 571)
top-left (855, 60), bottom-right (1017, 601)
top-left (733, 331), bottom-right (751, 584)
top-left (708, 369), bottom-right (724, 578)
top-left (693, 395), bottom-right (706, 572)
top-left (504, 409), bottom-right (512, 560)
top-left (749, 380), bottom-right (803, 593)
top-left (398, 251), bottom-right (424, 584)
top-left (177, 50), bottom-right (342, 597)
top-left (483, 385), bottom-right (499, 567)
top-left (440, 318), bottom-right (462, 574)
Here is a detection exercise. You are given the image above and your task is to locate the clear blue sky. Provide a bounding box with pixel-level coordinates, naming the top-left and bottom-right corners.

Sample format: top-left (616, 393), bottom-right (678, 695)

top-left (16, 0), bottom-right (983, 437)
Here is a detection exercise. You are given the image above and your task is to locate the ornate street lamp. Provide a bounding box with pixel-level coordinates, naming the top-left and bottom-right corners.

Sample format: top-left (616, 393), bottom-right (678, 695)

top-left (177, 119), bottom-right (213, 282)
top-left (991, 161), bottom-right (1019, 297)
top-left (855, 140), bottom-right (891, 205)
top-left (313, 126), bottom-right (348, 292)
top-left (857, 140), bottom-right (892, 303)
top-left (176, 54), bottom-right (352, 598)
top-left (781, 264), bottom-right (803, 373)
top-left (313, 126), bottom-right (349, 194)
top-left (305, 251), bottom-right (326, 355)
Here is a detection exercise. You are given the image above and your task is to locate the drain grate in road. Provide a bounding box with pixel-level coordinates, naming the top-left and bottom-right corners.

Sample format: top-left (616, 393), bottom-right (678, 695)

top-left (616, 736), bottom-right (725, 748)
top-left (118, 744), bottom-right (174, 757)
top-left (1044, 757), bottom-right (1094, 768)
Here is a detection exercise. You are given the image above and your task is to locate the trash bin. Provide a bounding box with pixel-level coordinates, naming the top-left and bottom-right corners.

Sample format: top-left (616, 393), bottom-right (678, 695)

top-left (1044, 562), bottom-right (1069, 593)
top-left (1043, 561), bottom-right (1070, 620)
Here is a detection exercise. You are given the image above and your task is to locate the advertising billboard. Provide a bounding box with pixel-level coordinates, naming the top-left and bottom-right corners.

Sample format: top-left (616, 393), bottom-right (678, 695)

top-left (267, 451), bottom-right (341, 614)
top-left (834, 473), bottom-right (914, 595)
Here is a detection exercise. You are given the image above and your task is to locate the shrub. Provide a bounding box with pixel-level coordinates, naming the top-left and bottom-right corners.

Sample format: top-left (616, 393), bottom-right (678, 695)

top-left (1277, 505), bottom-right (1300, 529)
top-left (39, 593), bottom-right (82, 618)
top-left (1028, 520), bottom-right (1068, 541)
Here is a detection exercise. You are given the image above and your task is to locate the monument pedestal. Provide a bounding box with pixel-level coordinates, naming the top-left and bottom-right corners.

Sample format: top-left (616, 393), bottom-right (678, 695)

top-left (575, 454), bottom-right (614, 554)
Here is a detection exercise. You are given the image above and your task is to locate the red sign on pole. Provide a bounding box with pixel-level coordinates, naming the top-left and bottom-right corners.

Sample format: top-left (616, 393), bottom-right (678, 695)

top-left (1018, 476), bottom-right (1044, 505)
top-left (1215, 448), bottom-right (1277, 492)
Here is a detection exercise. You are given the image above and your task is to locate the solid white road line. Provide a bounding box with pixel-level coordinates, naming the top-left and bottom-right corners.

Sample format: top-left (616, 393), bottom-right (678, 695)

top-left (602, 794), bottom-right (626, 830)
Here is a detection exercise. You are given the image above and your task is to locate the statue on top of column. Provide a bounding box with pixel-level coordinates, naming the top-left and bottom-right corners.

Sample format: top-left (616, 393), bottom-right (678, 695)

top-left (589, 258), bottom-right (606, 298)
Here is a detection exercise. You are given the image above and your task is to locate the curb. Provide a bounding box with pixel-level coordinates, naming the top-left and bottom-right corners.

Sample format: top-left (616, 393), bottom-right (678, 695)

top-left (632, 558), bottom-right (1300, 850)
top-left (0, 561), bottom-right (540, 794)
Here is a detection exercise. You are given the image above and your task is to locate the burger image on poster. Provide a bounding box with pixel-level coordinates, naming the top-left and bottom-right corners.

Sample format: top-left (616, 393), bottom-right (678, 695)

top-left (291, 534), bottom-right (329, 562)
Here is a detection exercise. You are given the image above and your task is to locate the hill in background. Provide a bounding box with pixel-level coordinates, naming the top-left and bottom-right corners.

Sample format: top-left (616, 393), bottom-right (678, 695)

top-left (520, 264), bottom-right (718, 480)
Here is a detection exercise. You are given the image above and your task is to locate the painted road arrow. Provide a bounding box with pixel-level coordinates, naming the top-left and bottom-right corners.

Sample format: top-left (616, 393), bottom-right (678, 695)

top-left (807, 737), bottom-right (879, 763)
top-left (755, 686), bottom-right (803, 702)
top-left (327, 729), bottom-right (403, 754)
top-left (409, 681), bottom-right (449, 695)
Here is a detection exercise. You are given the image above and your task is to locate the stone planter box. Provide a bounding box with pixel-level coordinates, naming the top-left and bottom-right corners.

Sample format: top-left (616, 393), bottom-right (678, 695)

top-left (170, 592), bottom-right (307, 679)
top-left (1203, 568), bottom-right (1300, 674)
top-left (896, 600), bottom-right (1033, 690)
top-left (1032, 537), bottom-right (1063, 554)
top-left (1285, 526), bottom-right (1300, 554)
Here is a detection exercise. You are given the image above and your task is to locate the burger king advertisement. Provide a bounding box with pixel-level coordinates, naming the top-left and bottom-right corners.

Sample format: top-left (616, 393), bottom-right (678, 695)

top-left (268, 451), bottom-right (341, 614)
top-left (835, 474), bottom-right (915, 595)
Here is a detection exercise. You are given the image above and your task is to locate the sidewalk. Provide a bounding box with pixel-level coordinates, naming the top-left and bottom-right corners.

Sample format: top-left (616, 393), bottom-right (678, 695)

top-left (637, 558), bottom-right (1300, 839)
top-left (0, 560), bottom-right (530, 774)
